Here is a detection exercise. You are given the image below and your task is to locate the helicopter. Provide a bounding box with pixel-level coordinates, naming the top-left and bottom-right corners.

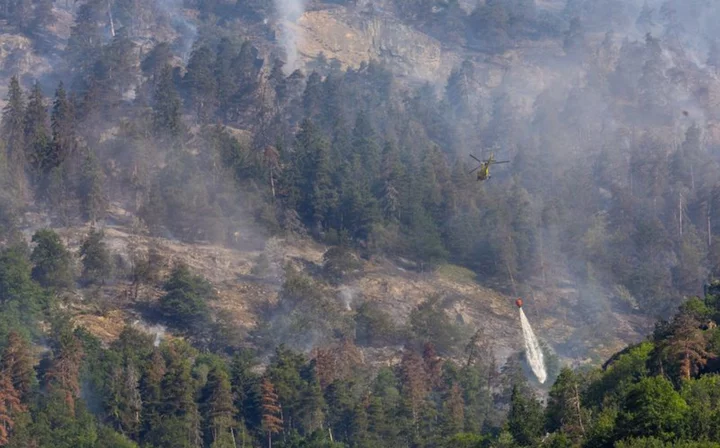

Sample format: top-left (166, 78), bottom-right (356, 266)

top-left (468, 152), bottom-right (510, 181)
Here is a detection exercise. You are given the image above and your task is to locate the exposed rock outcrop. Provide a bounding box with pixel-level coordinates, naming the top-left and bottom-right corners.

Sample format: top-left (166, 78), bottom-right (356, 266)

top-left (289, 9), bottom-right (459, 82)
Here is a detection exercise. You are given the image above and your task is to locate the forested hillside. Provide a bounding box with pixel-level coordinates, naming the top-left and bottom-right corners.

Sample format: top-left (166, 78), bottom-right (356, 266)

top-left (0, 0), bottom-right (719, 446)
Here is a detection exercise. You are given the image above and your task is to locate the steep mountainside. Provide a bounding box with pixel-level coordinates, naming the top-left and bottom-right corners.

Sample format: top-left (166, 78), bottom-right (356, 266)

top-left (0, 0), bottom-right (680, 371)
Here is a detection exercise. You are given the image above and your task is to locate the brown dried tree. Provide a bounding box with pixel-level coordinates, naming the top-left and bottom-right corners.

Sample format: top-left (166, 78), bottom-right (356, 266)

top-left (261, 377), bottom-right (283, 448)
top-left (45, 333), bottom-right (84, 413)
top-left (1, 332), bottom-right (33, 401)
top-left (0, 371), bottom-right (24, 446)
top-left (666, 312), bottom-right (712, 380)
top-left (399, 347), bottom-right (429, 432)
top-left (422, 342), bottom-right (443, 389)
top-left (443, 382), bottom-right (465, 435)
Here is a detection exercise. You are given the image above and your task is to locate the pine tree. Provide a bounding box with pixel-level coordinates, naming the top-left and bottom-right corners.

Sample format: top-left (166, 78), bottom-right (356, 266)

top-left (96, 30), bottom-right (138, 105)
top-left (8, 0), bottom-right (31, 32)
top-left (158, 343), bottom-right (201, 447)
top-left (546, 368), bottom-right (588, 442)
top-left (442, 382), bottom-right (465, 436)
top-left (46, 163), bottom-right (77, 225)
top-left (141, 348), bottom-right (166, 441)
top-left (78, 150), bottom-right (107, 224)
top-left (507, 384), bottom-right (543, 446)
top-left (232, 40), bottom-right (260, 88)
top-left (422, 342), bottom-right (442, 389)
top-left (298, 363), bottom-right (326, 434)
top-left (141, 42), bottom-right (172, 81)
top-left (44, 330), bottom-right (84, 414)
top-left (269, 58), bottom-right (288, 107)
top-left (225, 41), bottom-right (261, 123)
top-left (660, 311), bottom-right (711, 381)
top-left (0, 370), bottom-right (23, 446)
top-left (379, 140), bottom-right (403, 223)
top-left (302, 72), bottom-right (323, 120)
top-left (638, 33), bottom-right (669, 119)
top-left (32, 0), bottom-right (55, 29)
top-left (24, 82), bottom-right (51, 177)
top-left (399, 347), bottom-right (429, 433)
top-left (79, 226), bottom-right (111, 285)
top-left (1, 76), bottom-right (26, 196)
top-left (293, 119), bottom-right (337, 233)
top-left (206, 367), bottom-right (237, 448)
top-left (351, 111), bottom-right (380, 178)
top-left (123, 361), bottom-right (143, 438)
top-left (153, 64), bottom-right (183, 142)
top-left (229, 350), bottom-right (261, 438)
top-left (50, 82), bottom-right (76, 168)
top-left (184, 45), bottom-right (218, 122)
top-left (65, 2), bottom-right (104, 76)
top-left (107, 359), bottom-right (143, 438)
top-left (0, 332), bottom-right (33, 401)
top-left (214, 38), bottom-right (239, 119)
top-left (30, 228), bottom-right (74, 289)
top-left (261, 377), bottom-right (283, 448)
top-left (445, 60), bottom-right (473, 117)
top-left (159, 263), bottom-right (215, 334)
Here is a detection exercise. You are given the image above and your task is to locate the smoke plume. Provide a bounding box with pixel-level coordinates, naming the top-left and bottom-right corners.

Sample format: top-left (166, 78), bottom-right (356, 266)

top-left (274, 0), bottom-right (307, 74)
top-left (156, 0), bottom-right (198, 62)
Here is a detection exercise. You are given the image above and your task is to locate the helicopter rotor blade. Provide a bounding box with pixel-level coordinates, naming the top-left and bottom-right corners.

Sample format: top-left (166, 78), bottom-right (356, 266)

top-left (469, 154), bottom-right (483, 163)
top-left (468, 165), bottom-right (481, 174)
top-left (491, 161), bottom-right (510, 164)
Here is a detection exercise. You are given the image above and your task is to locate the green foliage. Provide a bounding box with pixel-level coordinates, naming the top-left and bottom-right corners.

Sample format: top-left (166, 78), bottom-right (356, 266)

top-left (30, 229), bottom-right (74, 289)
top-left (546, 367), bottom-right (590, 442)
top-left (354, 301), bottom-right (402, 347)
top-left (153, 64), bottom-right (184, 142)
top-left (409, 296), bottom-right (464, 355)
top-left (78, 151), bottom-right (107, 223)
top-left (0, 243), bottom-right (45, 340)
top-left (79, 227), bottom-right (111, 286)
top-left (322, 246), bottom-right (362, 284)
top-left (681, 375), bottom-right (720, 441)
top-left (617, 377), bottom-right (688, 442)
top-left (443, 432), bottom-right (487, 448)
top-left (616, 438), bottom-right (720, 448)
top-left (159, 263), bottom-right (216, 334)
top-left (587, 342), bottom-right (653, 406)
top-left (507, 385), bottom-right (544, 446)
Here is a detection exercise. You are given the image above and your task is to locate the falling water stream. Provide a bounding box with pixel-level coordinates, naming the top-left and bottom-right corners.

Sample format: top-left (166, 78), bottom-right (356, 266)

top-left (519, 308), bottom-right (547, 384)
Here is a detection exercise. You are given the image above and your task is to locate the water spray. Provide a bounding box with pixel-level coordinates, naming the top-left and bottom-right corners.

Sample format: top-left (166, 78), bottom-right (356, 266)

top-left (516, 298), bottom-right (547, 384)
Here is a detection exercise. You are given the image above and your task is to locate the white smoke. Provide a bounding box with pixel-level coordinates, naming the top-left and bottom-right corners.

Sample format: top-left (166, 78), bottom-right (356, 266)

top-left (149, 324), bottom-right (166, 347)
top-left (519, 308), bottom-right (547, 384)
top-left (338, 286), bottom-right (357, 311)
top-left (274, 0), bottom-right (307, 74)
top-left (156, 0), bottom-right (198, 62)
top-left (132, 319), bottom-right (168, 347)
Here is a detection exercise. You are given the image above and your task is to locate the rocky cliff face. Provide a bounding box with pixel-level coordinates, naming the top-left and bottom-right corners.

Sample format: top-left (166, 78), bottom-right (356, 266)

top-left (289, 8), bottom-right (459, 83)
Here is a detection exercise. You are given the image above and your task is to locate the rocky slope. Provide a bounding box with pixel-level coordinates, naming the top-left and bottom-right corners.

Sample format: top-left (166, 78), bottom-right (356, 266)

top-left (35, 202), bottom-right (652, 372)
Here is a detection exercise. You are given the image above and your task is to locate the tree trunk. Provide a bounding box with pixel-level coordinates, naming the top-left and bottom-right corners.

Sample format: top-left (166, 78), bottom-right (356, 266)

top-left (708, 201), bottom-right (712, 248)
top-left (573, 384), bottom-right (585, 436)
top-left (270, 168), bottom-right (276, 199)
top-left (679, 191), bottom-right (683, 237)
top-left (107, 1), bottom-right (115, 36)
top-left (505, 259), bottom-right (517, 296)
